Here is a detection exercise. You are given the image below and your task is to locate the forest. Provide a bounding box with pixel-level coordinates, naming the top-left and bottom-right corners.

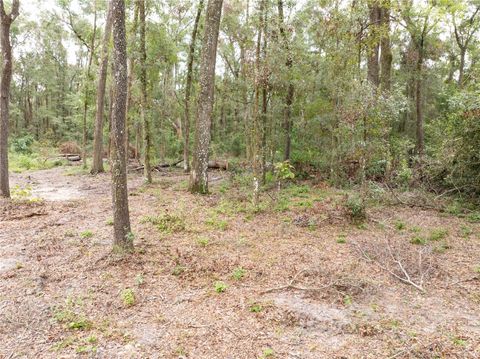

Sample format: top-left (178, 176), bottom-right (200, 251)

top-left (1, 0), bottom-right (480, 357)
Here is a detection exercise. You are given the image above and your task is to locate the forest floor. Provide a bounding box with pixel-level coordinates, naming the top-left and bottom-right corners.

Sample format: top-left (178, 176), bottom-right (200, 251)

top-left (1, 164), bottom-right (480, 358)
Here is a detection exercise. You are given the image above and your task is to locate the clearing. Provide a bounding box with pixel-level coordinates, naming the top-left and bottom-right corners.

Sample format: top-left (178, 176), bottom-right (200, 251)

top-left (1, 165), bottom-right (479, 358)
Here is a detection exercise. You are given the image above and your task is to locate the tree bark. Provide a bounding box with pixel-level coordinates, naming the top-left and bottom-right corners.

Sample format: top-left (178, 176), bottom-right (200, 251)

top-left (278, 0), bottom-right (294, 161)
top-left (189, 0), bottom-right (223, 194)
top-left (111, 0), bottom-right (132, 251)
top-left (367, 2), bottom-right (380, 87)
top-left (183, 0), bottom-right (204, 173)
top-left (379, 0), bottom-right (392, 93)
top-left (137, 0), bottom-right (151, 183)
top-left (0, 0), bottom-right (19, 198)
top-left (91, 3), bottom-right (113, 174)
top-left (415, 49), bottom-right (424, 159)
top-left (82, 0), bottom-right (97, 169)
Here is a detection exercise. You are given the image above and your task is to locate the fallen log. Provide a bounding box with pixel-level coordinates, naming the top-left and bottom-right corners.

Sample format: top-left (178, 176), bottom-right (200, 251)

top-left (208, 160), bottom-right (228, 170)
top-left (132, 159), bottom-right (228, 171)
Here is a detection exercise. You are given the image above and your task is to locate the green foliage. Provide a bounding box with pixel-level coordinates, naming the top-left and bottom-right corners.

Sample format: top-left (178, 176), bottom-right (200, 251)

top-left (172, 264), bottom-right (186, 276)
top-left (232, 267), bottom-right (246, 280)
top-left (12, 134), bottom-right (34, 154)
top-left (196, 236), bottom-right (210, 247)
top-left (428, 228), bottom-right (448, 241)
top-left (275, 161), bottom-right (295, 181)
top-left (53, 297), bottom-right (92, 331)
top-left (344, 194), bottom-right (366, 222)
top-left (141, 213), bottom-right (185, 234)
top-left (121, 288), bottom-right (135, 307)
top-left (410, 235), bottom-right (427, 245)
top-left (249, 303), bottom-right (263, 313)
top-left (80, 230), bottom-right (93, 239)
top-left (214, 281), bottom-right (228, 293)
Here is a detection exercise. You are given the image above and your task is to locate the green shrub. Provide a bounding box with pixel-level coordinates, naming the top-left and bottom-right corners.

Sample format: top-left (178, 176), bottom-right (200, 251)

top-left (12, 134), bottom-right (34, 154)
top-left (121, 288), bottom-right (135, 306)
top-left (345, 194), bottom-right (366, 222)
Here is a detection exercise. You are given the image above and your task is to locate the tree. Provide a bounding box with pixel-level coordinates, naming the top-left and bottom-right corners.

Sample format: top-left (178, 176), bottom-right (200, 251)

top-left (91, 3), bottom-right (113, 174)
top-left (189, 0), bottom-right (223, 194)
top-left (278, 0), bottom-right (295, 161)
top-left (0, 0), bottom-right (19, 198)
top-left (452, 3), bottom-right (480, 88)
top-left (183, 0), bottom-right (204, 173)
top-left (401, 0), bottom-right (439, 160)
top-left (138, 0), bottom-right (151, 183)
top-left (111, 0), bottom-right (132, 251)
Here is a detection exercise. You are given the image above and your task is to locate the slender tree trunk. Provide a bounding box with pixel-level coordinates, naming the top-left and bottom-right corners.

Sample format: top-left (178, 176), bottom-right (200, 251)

top-left (92, 3), bottom-right (113, 174)
top-left (82, 1), bottom-right (97, 169)
top-left (126, 4), bottom-right (139, 162)
top-left (379, 0), bottom-right (392, 93)
top-left (278, 0), bottom-right (294, 161)
top-left (367, 2), bottom-right (380, 87)
top-left (252, 0), bottom-right (265, 207)
top-left (111, 0), bottom-right (132, 251)
top-left (458, 47), bottom-right (466, 88)
top-left (183, 0), bottom-right (204, 173)
top-left (415, 49), bottom-right (424, 159)
top-left (189, 0), bottom-right (223, 194)
top-left (261, 1), bottom-right (268, 184)
top-left (138, 0), bottom-right (151, 183)
top-left (0, 0), bottom-right (19, 198)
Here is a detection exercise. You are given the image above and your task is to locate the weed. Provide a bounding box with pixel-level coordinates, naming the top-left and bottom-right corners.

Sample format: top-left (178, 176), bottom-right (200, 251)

top-left (260, 348), bottom-right (274, 358)
top-left (410, 236), bottom-right (427, 245)
top-left (249, 303), bottom-right (263, 313)
top-left (460, 225), bottom-right (473, 238)
top-left (336, 234), bottom-right (347, 244)
top-left (433, 242), bottom-right (451, 253)
top-left (232, 267), bottom-right (246, 280)
top-left (428, 228), bottom-right (448, 241)
top-left (214, 281), bottom-right (228, 293)
top-left (205, 215), bottom-right (228, 231)
top-left (80, 230), bottom-right (93, 239)
top-left (53, 300), bottom-right (92, 332)
top-left (68, 319), bottom-right (92, 330)
top-left (141, 213), bottom-right (185, 234)
top-left (121, 288), bottom-right (135, 307)
top-left (106, 218), bottom-right (114, 226)
top-left (196, 236), bottom-right (210, 247)
top-left (274, 198), bottom-right (290, 212)
top-left (343, 295), bottom-right (352, 306)
top-left (344, 194), bottom-right (366, 222)
top-left (172, 264), bottom-right (186, 276)
top-left (452, 336), bottom-right (467, 346)
top-left (394, 220), bottom-right (406, 230)
top-left (467, 212), bottom-right (480, 223)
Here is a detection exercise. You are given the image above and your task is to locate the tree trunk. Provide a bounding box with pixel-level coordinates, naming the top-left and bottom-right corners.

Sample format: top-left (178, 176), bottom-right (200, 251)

top-left (379, 0), bottom-right (392, 93)
top-left (82, 0), bottom-right (97, 169)
top-left (367, 2), bottom-right (380, 87)
top-left (0, 0), bottom-right (19, 198)
top-left (458, 47), bottom-right (466, 88)
top-left (91, 3), bottom-right (113, 174)
top-left (138, 0), bottom-right (151, 183)
top-left (183, 0), bottom-right (204, 173)
top-left (189, 0), bottom-right (223, 194)
top-left (126, 2), bottom-right (138, 162)
top-left (278, 0), bottom-right (294, 161)
top-left (111, 0), bottom-right (132, 251)
top-left (415, 49), bottom-right (424, 159)
top-left (252, 0), bottom-right (265, 207)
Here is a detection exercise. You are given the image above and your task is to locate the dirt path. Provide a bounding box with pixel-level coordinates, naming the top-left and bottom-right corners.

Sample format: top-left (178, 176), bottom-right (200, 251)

top-left (1, 167), bottom-right (480, 358)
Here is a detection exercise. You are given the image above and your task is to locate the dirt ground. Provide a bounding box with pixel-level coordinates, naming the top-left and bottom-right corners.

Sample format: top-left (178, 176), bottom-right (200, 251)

top-left (1, 165), bottom-right (479, 358)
